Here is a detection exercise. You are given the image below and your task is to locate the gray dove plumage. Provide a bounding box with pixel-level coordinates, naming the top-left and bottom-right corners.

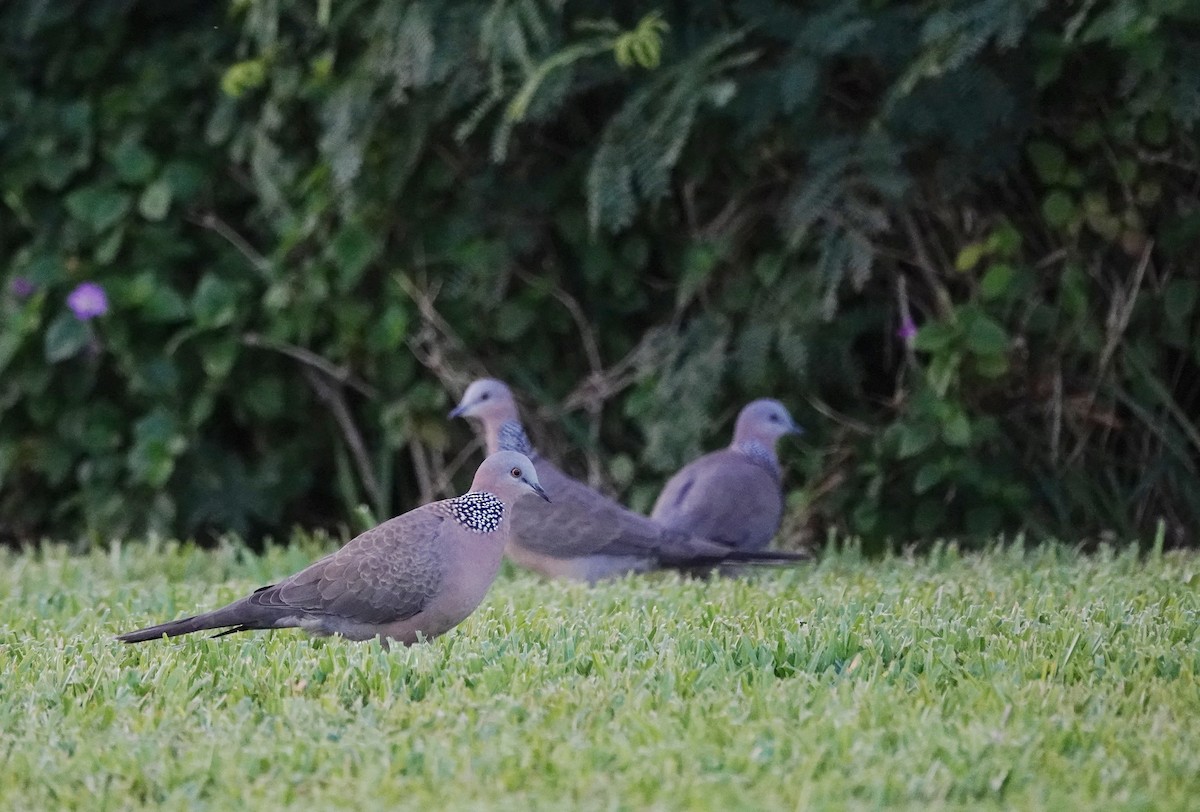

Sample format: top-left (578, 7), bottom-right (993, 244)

top-left (651, 399), bottom-right (802, 553)
top-left (117, 451), bottom-right (549, 647)
top-left (449, 379), bottom-right (807, 582)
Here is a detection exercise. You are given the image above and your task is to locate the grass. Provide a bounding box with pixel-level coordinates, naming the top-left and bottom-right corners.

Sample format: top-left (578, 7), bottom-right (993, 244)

top-left (0, 537), bottom-right (1197, 811)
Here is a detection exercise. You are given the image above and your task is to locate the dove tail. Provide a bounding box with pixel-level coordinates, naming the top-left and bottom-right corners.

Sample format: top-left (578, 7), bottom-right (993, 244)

top-left (116, 601), bottom-right (270, 643)
top-left (719, 549), bottom-right (813, 565)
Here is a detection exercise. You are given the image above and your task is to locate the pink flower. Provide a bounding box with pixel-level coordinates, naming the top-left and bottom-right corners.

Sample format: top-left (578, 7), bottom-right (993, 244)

top-left (9, 276), bottom-right (36, 299)
top-left (66, 282), bottom-right (109, 320)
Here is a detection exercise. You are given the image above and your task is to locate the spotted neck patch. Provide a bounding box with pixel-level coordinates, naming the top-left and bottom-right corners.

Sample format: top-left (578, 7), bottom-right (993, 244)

top-left (449, 491), bottom-right (505, 534)
top-left (497, 420), bottom-right (533, 456)
top-left (735, 440), bottom-right (779, 474)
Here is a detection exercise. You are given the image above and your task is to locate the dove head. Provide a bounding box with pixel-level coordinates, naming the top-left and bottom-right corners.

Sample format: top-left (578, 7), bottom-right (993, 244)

top-left (449, 378), bottom-right (519, 425)
top-left (470, 450), bottom-right (549, 504)
top-left (732, 399), bottom-right (803, 449)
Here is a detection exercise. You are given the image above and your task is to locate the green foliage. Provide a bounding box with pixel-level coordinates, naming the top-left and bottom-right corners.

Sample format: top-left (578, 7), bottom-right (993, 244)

top-left (3, 540), bottom-right (1200, 808)
top-left (1, 0), bottom-right (1199, 547)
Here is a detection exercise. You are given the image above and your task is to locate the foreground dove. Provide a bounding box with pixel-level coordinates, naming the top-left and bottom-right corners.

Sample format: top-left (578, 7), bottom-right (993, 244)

top-left (651, 399), bottom-right (802, 552)
top-left (448, 379), bottom-right (808, 582)
top-left (117, 451), bottom-right (548, 647)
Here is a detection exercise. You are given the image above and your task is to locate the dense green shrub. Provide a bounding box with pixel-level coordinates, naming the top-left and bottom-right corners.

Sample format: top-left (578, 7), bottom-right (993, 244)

top-left (2, 0), bottom-right (1198, 548)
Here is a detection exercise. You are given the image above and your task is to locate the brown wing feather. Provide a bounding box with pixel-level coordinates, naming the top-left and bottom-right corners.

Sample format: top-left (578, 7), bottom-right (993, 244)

top-left (248, 507), bottom-right (449, 624)
top-left (512, 457), bottom-right (728, 560)
top-left (651, 449), bottom-right (783, 551)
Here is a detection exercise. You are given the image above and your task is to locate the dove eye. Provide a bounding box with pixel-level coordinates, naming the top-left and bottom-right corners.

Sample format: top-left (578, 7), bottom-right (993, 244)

top-left (480, 392), bottom-right (491, 400)
top-left (510, 467), bottom-right (522, 478)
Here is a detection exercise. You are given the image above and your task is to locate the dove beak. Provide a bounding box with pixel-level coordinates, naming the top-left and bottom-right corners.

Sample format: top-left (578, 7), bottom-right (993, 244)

top-left (447, 402), bottom-right (468, 420)
top-left (788, 419), bottom-right (805, 436)
top-left (528, 481), bottom-right (551, 502)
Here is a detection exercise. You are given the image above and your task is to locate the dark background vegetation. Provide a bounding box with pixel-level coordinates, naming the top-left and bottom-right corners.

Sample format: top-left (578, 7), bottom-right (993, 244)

top-left (2, 0), bottom-right (1198, 550)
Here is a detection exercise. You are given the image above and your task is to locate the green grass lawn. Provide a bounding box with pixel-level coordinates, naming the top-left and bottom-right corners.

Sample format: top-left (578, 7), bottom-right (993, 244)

top-left (1, 538), bottom-right (1197, 811)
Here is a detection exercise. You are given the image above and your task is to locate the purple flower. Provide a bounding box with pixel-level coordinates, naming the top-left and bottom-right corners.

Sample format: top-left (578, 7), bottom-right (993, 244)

top-left (897, 316), bottom-right (918, 343)
top-left (66, 281), bottom-right (109, 320)
top-left (9, 276), bottom-right (36, 299)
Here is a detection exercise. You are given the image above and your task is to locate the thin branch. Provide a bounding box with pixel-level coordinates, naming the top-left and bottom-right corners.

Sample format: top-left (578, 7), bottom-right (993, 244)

top-left (408, 439), bottom-right (435, 506)
top-left (806, 396), bottom-right (873, 436)
top-left (302, 367), bottom-right (383, 514)
top-left (242, 333), bottom-right (377, 398)
top-left (899, 209), bottom-right (954, 319)
top-left (1067, 240), bottom-right (1154, 466)
top-left (188, 211), bottom-right (272, 280)
top-left (514, 270), bottom-right (608, 486)
top-left (432, 434), bottom-right (485, 498)
top-left (895, 273), bottom-right (918, 371)
top-left (396, 273), bottom-right (486, 394)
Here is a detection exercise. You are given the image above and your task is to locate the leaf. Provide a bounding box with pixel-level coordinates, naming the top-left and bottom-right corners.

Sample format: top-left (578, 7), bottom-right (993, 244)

top-left (973, 354), bottom-right (1009, 378)
top-left (221, 58), bottom-right (268, 97)
top-left (94, 226), bottom-right (124, 264)
top-left (64, 186), bottom-right (132, 232)
top-left (980, 264), bottom-right (1015, 299)
top-left (984, 222), bottom-right (1022, 256)
top-left (367, 303), bottom-right (410, 351)
top-left (898, 423), bottom-right (937, 458)
top-left (1041, 190), bottom-right (1076, 230)
top-left (110, 139), bottom-right (157, 184)
top-left (956, 242), bottom-right (987, 272)
top-left (494, 299), bottom-right (537, 342)
top-left (192, 274), bottom-right (237, 328)
top-left (127, 408), bottom-right (186, 488)
top-left (676, 243), bottom-right (721, 308)
top-left (913, 321), bottom-right (957, 353)
top-left (138, 179), bottom-right (172, 221)
top-left (330, 223), bottom-right (379, 292)
top-left (163, 160), bottom-right (205, 201)
top-left (942, 412), bottom-right (972, 447)
top-left (964, 313), bottom-right (1008, 355)
top-left (200, 337), bottom-right (239, 378)
top-left (142, 285), bottom-right (189, 322)
top-left (43, 313), bottom-right (90, 362)
top-left (1026, 140), bottom-right (1066, 184)
top-left (914, 462), bottom-right (945, 495)
top-left (1060, 265), bottom-right (1088, 317)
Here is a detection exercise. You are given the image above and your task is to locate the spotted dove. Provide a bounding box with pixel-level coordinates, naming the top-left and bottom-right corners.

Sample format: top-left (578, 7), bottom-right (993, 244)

top-left (117, 451), bottom-right (549, 647)
top-left (449, 379), bottom-right (807, 582)
top-left (651, 399), bottom-right (802, 554)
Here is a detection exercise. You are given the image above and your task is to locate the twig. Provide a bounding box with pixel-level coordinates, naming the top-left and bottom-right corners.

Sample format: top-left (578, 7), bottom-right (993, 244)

top-left (515, 270), bottom-right (607, 486)
top-left (396, 273), bottom-right (486, 394)
top-left (241, 333), bottom-right (377, 398)
top-left (1097, 240), bottom-right (1153, 375)
top-left (408, 439), bottom-right (435, 506)
top-left (899, 209), bottom-right (954, 319)
top-left (188, 212), bottom-right (272, 280)
top-left (301, 368), bottom-right (383, 514)
top-left (1066, 240), bottom-right (1154, 466)
top-left (806, 396), bottom-right (873, 436)
top-left (432, 434), bottom-right (485, 497)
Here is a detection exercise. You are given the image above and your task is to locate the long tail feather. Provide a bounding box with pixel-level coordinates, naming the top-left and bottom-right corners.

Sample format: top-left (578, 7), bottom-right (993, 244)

top-left (721, 548), bottom-right (813, 565)
top-left (116, 612), bottom-right (235, 643)
top-left (116, 600), bottom-right (271, 644)
top-left (664, 548), bottom-right (813, 568)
